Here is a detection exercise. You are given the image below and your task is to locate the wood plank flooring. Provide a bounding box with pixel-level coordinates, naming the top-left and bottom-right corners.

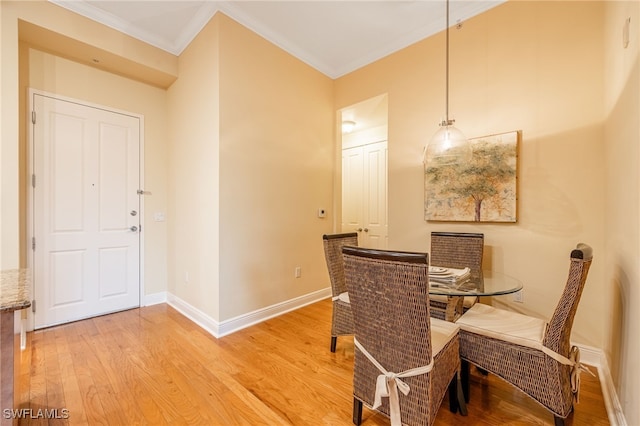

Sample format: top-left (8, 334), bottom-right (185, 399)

top-left (17, 299), bottom-right (610, 425)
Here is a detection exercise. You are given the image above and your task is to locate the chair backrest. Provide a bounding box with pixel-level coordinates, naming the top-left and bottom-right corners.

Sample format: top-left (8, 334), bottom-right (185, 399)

top-left (322, 233), bottom-right (358, 298)
top-left (543, 243), bottom-right (593, 356)
top-left (430, 232), bottom-right (484, 276)
top-left (343, 246), bottom-right (434, 418)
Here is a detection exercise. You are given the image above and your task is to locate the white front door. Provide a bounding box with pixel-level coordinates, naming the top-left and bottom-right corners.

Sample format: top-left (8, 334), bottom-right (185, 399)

top-left (32, 93), bottom-right (141, 329)
top-left (342, 141), bottom-right (388, 249)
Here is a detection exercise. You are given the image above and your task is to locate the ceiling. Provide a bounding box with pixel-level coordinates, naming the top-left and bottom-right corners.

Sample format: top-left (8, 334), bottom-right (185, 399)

top-left (49, 0), bottom-right (504, 79)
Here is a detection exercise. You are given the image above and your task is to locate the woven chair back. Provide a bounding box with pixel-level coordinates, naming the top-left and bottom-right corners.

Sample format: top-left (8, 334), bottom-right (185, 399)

top-left (430, 232), bottom-right (484, 276)
top-left (543, 243), bottom-right (593, 355)
top-left (323, 233), bottom-right (358, 298)
top-left (343, 246), bottom-right (437, 421)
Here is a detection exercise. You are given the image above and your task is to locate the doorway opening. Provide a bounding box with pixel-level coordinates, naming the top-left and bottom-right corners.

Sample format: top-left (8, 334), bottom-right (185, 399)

top-left (339, 94), bottom-right (388, 249)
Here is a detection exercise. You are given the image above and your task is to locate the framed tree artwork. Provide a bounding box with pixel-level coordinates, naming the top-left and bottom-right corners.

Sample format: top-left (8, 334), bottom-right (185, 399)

top-left (424, 130), bottom-right (520, 222)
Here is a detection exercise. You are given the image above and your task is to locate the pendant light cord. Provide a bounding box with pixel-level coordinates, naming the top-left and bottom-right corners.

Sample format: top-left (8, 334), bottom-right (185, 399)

top-left (444, 0), bottom-right (451, 125)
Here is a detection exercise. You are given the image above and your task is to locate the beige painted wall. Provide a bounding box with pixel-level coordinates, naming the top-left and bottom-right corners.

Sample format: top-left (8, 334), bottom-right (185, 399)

top-left (1, 1), bottom-right (20, 268)
top-left (217, 14), bottom-right (334, 320)
top-left (603, 1), bottom-right (640, 423)
top-left (334, 1), bottom-right (638, 421)
top-left (23, 48), bottom-right (169, 297)
top-left (166, 14), bottom-right (222, 319)
top-left (336, 0), bottom-right (606, 347)
top-left (167, 13), bottom-right (335, 321)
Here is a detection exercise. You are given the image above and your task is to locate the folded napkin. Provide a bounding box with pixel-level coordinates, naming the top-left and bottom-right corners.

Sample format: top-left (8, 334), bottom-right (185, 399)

top-left (429, 267), bottom-right (471, 285)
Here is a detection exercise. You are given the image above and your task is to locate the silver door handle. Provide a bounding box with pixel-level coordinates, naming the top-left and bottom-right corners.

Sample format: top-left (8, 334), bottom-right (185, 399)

top-left (130, 226), bottom-right (138, 232)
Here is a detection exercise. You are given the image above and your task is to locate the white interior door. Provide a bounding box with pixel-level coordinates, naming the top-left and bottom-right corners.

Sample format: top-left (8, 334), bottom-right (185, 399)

top-left (342, 141), bottom-right (388, 249)
top-left (362, 141), bottom-right (388, 248)
top-left (32, 93), bottom-right (141, 329)
top-left (342, 146), bottom-right (364, 233)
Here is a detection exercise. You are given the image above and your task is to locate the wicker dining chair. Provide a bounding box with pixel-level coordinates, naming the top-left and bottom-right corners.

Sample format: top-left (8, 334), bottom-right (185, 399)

top-left (342, 246), bottom-right (464, 426)
top-left (456, 243), bottom-right (593, 426)
top-left (322, 233), bottom-right (358, 352)
top-left (429, 232), bottom-right (484, 320)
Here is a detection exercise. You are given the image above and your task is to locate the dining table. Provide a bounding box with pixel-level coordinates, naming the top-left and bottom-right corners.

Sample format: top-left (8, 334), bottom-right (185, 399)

top-left (428, 269), bottom-right (523, 322)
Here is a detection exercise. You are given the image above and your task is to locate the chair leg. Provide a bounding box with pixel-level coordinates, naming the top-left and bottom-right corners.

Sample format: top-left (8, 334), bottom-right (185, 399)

top-left (330, 336), bottom-right (337, 352)
top-left (353, 397), bottom-right (363, 425)
top-left (477, 367), bottom-right (489, 376)
top-left (456, 374), bottom-right (468, 416)
top-left (448, 376), bottom-right (458, 413)
top-left (461, 360), bottom-right (470, 403)
top-left (553, 415), bottom-right (565, 426)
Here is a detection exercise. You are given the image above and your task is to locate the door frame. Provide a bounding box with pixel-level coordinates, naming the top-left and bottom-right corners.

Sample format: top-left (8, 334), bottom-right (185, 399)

top-left (26, 88), bottom-right (145, 332)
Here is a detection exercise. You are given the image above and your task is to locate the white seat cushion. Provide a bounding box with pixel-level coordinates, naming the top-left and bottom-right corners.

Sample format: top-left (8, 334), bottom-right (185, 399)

top-left (430, 318), bottom-right (460, 355)
top-left (456, 303), bottom-right (547, 351)
top-left (337, 292), bottom-right (350, 303)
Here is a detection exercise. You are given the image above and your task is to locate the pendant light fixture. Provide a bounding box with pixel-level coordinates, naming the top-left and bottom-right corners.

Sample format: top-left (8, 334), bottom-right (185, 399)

top-left (423, 0), bottom-right (471, 165)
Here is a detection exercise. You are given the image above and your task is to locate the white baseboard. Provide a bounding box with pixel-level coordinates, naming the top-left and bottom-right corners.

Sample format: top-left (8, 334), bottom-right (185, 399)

top-left (576, 343), bottom-right (601, 367)
top-left (575, 343), bottom-right (626, 426)
top-left (166, 292), bottom-right (220, 337)
top-left (143, 291), bottom-right (167, 306)
top-left (166, 287), bottom-right (332, 338)
top-left (594, 350), bottom-right (627, 426)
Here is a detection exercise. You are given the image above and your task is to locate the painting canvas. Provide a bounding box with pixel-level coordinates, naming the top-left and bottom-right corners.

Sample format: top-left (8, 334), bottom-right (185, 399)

top-left (425, 130), bottom-right (520, 222)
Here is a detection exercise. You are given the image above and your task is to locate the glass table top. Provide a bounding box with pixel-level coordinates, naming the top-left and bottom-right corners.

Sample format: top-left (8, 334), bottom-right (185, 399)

top-left (428, 269), bottom-right (523, 297)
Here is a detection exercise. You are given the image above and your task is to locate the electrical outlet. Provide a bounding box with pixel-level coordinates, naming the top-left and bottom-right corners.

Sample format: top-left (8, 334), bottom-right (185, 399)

top-left (513, 290), bottom-right (523, 303)
top-left (295, 267), bottom-right (301, 278)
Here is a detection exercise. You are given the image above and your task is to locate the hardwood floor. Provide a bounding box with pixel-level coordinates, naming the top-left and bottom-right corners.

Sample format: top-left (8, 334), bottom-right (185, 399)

top-left (17, 299), bottom-right (609, 425)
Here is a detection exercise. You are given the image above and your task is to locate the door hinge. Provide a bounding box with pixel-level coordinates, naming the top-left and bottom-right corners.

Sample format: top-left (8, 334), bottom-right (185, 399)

top-left (32, 237), bottom-right (36, 251)
top-left (32, 174), bottom-right (36, 188)
top-left (31, 299), bottom-right (36, 313)
top-left (31, 111), bottom-right (36, 124)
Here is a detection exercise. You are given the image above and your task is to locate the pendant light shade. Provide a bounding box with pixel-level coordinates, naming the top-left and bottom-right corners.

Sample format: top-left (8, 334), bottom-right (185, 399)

top-left (423, 0), bottom-right (471, 165)
top-left (424, 120), bottom-right (471, 164)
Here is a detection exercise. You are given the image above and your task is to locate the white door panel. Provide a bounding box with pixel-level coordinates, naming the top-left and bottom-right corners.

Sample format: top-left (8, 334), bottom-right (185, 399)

top-left (342, 148), bottom-right (364, 231)
top-left (364, 144), bottom-right (387, 249)
top-left (33, 93), bottom-right (141, 328)
top-left (342, 141), bottom-right (388, 248)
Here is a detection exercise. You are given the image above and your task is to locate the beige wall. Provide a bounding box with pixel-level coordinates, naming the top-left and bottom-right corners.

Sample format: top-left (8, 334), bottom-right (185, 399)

top-left (1, 1), bottom-right (20, 269)
top-left (217, 14), bottom-right (334, 319)
top-left (167, 13), bottom-right (335, 320)
top-left (335, 1), bottom-right (638, 422)
top-left (166, 14), bottom-right (222, 319)
top-left (336, 0), bottom-right (606, 347)
top-left (603, 1), bottom-right (640, 423)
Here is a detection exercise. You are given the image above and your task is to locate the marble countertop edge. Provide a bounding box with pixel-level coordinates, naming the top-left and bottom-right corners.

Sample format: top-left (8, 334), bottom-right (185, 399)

top-left (1, 269), bottom-right (32, 312)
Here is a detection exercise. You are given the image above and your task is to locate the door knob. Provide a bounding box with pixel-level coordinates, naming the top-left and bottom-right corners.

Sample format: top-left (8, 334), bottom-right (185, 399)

top-left (364, 228), bottom-right (369, 232)
top-left (357, 228), bottom-right (363, 232)
top-left (130, 226), bottom-right (138, 232)
top-left (130, 210), bottom-right (137, 216)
